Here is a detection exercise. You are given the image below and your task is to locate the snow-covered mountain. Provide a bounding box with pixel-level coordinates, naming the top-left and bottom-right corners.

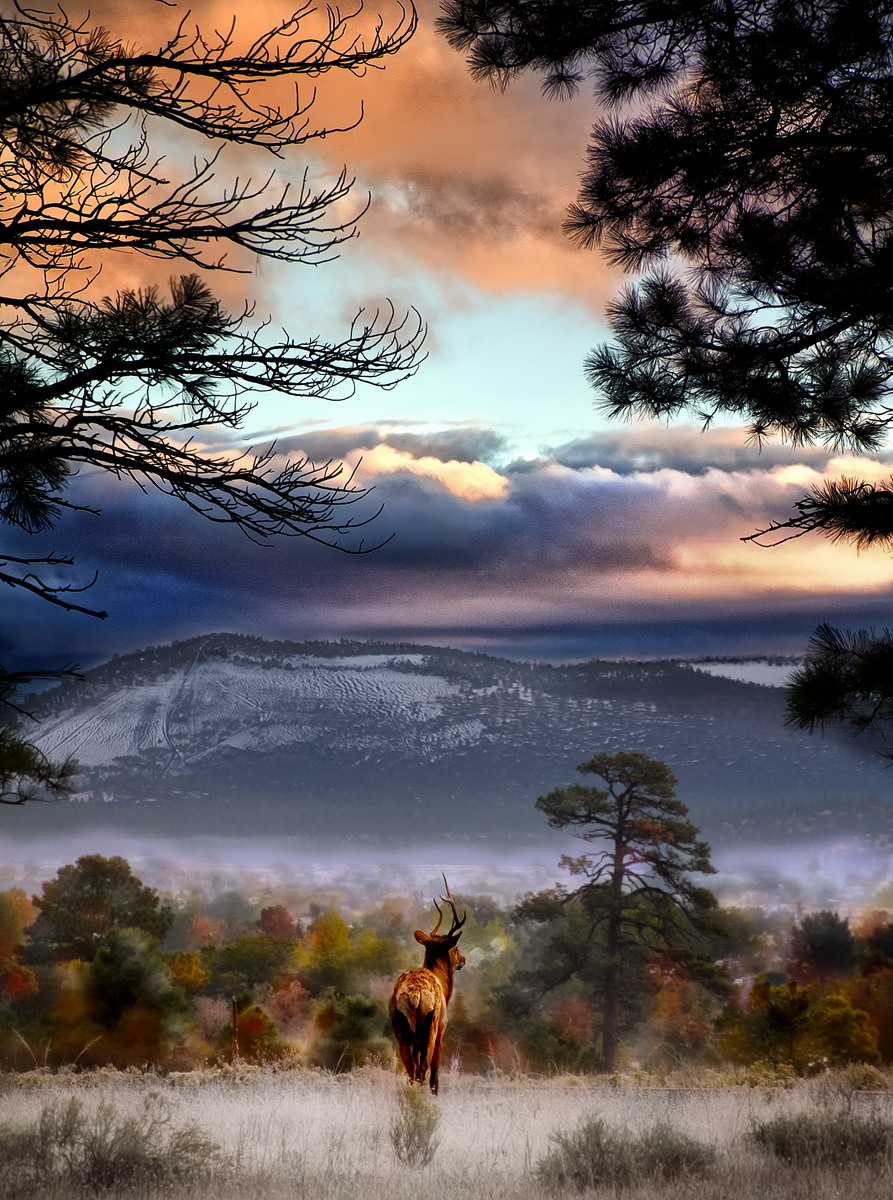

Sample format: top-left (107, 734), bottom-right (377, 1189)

top-left (34, 650), bottom-right (463, 772)
top-left (25, 635), bottom-right (893, 846)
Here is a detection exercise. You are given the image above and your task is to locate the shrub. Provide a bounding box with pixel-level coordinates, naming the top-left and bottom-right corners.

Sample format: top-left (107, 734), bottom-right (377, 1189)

top-left (536, 1116), bottom-right (714, 1191)
top-left (389, 1082), bottom-right (441, 1168)
top-left (0, 1096), bottom-right (222, 1191)
top-left (219, 1002), bottom-right (285, 1063)
top-left (750, 1110), bottom-right (893, 1166)
top-left (309, 993), bottom-right (391, 1070)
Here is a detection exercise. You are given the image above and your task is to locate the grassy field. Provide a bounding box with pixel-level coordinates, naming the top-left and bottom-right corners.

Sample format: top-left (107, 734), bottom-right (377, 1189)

top-left (1, 1066), bottom-right (892, 1198)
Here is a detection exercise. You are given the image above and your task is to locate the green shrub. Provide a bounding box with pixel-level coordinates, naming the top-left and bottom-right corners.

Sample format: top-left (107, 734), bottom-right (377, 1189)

top-left (309, 993), bottom-right (392, 1070)
top-left (0, 1095), bottom-right (222, 1191)
top-left (750, 1110), bottom-right (893, 1166)
top-left (536, 1115), bottom-right (714, 1191)
top-left (389, 1083), bottom-right (441, 1168)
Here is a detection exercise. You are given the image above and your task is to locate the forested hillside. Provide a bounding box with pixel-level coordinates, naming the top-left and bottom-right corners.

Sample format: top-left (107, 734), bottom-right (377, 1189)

top-left (19, 635), bottom-right (893, 845)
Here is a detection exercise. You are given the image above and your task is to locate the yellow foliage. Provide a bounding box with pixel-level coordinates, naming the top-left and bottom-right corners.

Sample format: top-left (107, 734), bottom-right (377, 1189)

top-left (308, 909), bottom-right (352, 956)
top-left (0, 888), bottom-right (36, 957)
top-left (165, 952), bottom-right (211, 995)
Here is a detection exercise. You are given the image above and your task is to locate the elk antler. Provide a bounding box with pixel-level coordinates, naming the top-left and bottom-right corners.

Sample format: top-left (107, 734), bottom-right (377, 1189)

top-left (430, 896), bottom-right (445, 936)
top-left (439, 873), bottom-right (467, 937)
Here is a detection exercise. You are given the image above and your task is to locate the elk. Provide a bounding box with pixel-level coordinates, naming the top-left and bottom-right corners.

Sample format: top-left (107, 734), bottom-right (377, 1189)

top-left (389, 875), bottom-right (466, 1095)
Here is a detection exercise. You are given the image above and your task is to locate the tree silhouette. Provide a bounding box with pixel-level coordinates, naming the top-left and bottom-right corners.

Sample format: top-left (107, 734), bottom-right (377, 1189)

top-left (1, 1), bottom-right (424, 796)
top-left (510, 751), bottom-right (722, 1073)
top-left (788, 910), bottom-right (856, 983)
top-left (439, 0), bottom-right (893, 752)
top-left (1, 668), bottom-right (77, 804)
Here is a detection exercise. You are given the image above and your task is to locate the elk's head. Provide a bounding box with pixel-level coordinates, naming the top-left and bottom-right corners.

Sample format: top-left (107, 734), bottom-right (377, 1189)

top-left (414, 874), bottom-right (467, 976)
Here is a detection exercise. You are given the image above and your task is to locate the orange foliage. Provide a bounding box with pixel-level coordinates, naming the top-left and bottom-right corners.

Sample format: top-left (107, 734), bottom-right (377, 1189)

top-left (845, 965), bottom-right (893, 1062)
top-left (645, 953), bottom-right (715, 1055)
top-left (222, 1004), bottom-right (281, 1062)
top-left (1, 963), bottom-right (38, 1000)
top-left (188, 916), bottom-right (226, 949)
top-left (552, 996), bottom-right (595, 1047)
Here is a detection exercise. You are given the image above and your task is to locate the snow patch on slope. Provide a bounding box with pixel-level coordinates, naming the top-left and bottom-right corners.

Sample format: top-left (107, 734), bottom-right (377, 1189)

top-left (34, 659), bottom-right (461, 769)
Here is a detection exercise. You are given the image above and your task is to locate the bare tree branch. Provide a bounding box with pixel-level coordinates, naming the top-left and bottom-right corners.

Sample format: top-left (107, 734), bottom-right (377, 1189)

top-left (0, 0), bottom-right (423, 799)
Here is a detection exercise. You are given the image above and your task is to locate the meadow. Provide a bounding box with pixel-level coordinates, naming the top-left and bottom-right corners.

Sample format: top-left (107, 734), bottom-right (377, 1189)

top-left (1, 1066), bottom-right (893, 1199)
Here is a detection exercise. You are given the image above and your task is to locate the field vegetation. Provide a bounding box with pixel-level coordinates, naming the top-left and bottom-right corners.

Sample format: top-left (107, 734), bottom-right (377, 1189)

top-left (3, 842), bottom-right (893, 1196)
top-left (1, 1065), bottom-right (893, 1198)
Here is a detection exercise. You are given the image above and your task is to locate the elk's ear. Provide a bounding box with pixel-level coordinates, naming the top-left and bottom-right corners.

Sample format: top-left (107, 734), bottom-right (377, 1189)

top-left (414, 929), bottom-right (430, 945)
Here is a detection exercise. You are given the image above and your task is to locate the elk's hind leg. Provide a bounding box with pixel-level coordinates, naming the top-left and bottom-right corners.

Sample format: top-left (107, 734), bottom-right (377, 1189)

top-left (429, 1024), bottom-right (446, 1095)
top-left (391, 1011), bottom-right (418, 1082)
top-left (412, 1011), bottom-right (435, 1087)
top-left (420, 1009), bottom-right (442, 1094)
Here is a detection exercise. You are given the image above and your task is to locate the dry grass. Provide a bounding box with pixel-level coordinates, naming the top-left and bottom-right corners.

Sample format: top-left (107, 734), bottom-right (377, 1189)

top-left (0, 1066), bottom-right (892, 1198)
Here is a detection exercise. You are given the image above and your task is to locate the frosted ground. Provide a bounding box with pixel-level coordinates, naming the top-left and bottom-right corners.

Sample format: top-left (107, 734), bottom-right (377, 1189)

top-left (4, 1068), bottom-right (893, 1199)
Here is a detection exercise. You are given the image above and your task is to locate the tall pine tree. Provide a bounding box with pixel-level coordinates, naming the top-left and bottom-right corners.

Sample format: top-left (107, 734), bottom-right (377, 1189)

top-left (510, 751), bottom-right (723, 1072)
top-left (439, 0), bottom-right (893, 754)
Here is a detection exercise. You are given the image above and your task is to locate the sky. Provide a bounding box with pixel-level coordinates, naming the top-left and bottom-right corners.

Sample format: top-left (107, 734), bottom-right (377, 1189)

top-left (6, 0), bottom-right (893, 673)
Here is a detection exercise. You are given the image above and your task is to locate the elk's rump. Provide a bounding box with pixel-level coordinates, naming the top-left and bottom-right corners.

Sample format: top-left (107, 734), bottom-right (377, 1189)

top-left (390, 967), bottom-right (444, 1033)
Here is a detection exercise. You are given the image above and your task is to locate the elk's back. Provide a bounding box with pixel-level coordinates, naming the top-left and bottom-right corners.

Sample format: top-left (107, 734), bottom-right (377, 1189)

top-left (390, 967), bottom-right (445, 1033)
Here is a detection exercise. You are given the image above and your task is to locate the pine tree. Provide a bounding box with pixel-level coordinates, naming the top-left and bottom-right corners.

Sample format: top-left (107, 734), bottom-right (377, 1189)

top-left (439, 0), bottom-right (893, 753)
top-left (511, 751), bottom-right (723, 1072)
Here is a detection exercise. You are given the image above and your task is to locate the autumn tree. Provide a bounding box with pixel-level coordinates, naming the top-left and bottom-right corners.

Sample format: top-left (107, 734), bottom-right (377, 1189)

top-left (0, 888), bottom-right (35, 958)
top-left (0, 887), bottom-right (38, 1009)
top-left (163, 951), bottom-right (211, 996)
top-left (27, 854), bottom-right (174, 963)
top-left (1, 0), bottom-right (423, 795)
top-left (439, 0), bottom-right (893, 754)
top-left (718, 973), bottom-right (879, 1071)
top-left (258, 905), bottom-right (297, 940)
top-left (84, 928), bottom-right (191, 1062)
top-left (510, 751), bottom-right (723, 1072)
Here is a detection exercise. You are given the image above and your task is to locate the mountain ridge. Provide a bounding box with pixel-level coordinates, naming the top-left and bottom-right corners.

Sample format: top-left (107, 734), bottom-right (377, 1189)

top-left (20, 634), bottom-right (893, 848)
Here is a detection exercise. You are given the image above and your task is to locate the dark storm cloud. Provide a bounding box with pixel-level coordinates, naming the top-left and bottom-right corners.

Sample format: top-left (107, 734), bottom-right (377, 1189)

top-left (264, 425), bottom-right (510, 467)
top-left (6, 425), bottom-right (893, 672)
top-left (545, 424), bottom-right (893, 476)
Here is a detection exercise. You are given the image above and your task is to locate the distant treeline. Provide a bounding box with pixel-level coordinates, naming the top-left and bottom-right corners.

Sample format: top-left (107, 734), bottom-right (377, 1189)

top-left (2, 854), bottom-right (892, 1075)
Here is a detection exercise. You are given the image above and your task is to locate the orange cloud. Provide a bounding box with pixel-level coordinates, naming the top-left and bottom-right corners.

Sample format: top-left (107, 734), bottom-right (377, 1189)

top-left (348, 443), bottom-right (508, 500)
top-left (42, 0), bottom-right (617, 309)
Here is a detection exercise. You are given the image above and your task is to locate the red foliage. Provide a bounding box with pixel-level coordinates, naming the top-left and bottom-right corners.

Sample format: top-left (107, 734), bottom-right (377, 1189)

top-left (258, 905), bottom-right (295, 939)
top-left (266, 978), bottom-right (308, 1029)
top-left (1, 963), bottom-right (37, 1000)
